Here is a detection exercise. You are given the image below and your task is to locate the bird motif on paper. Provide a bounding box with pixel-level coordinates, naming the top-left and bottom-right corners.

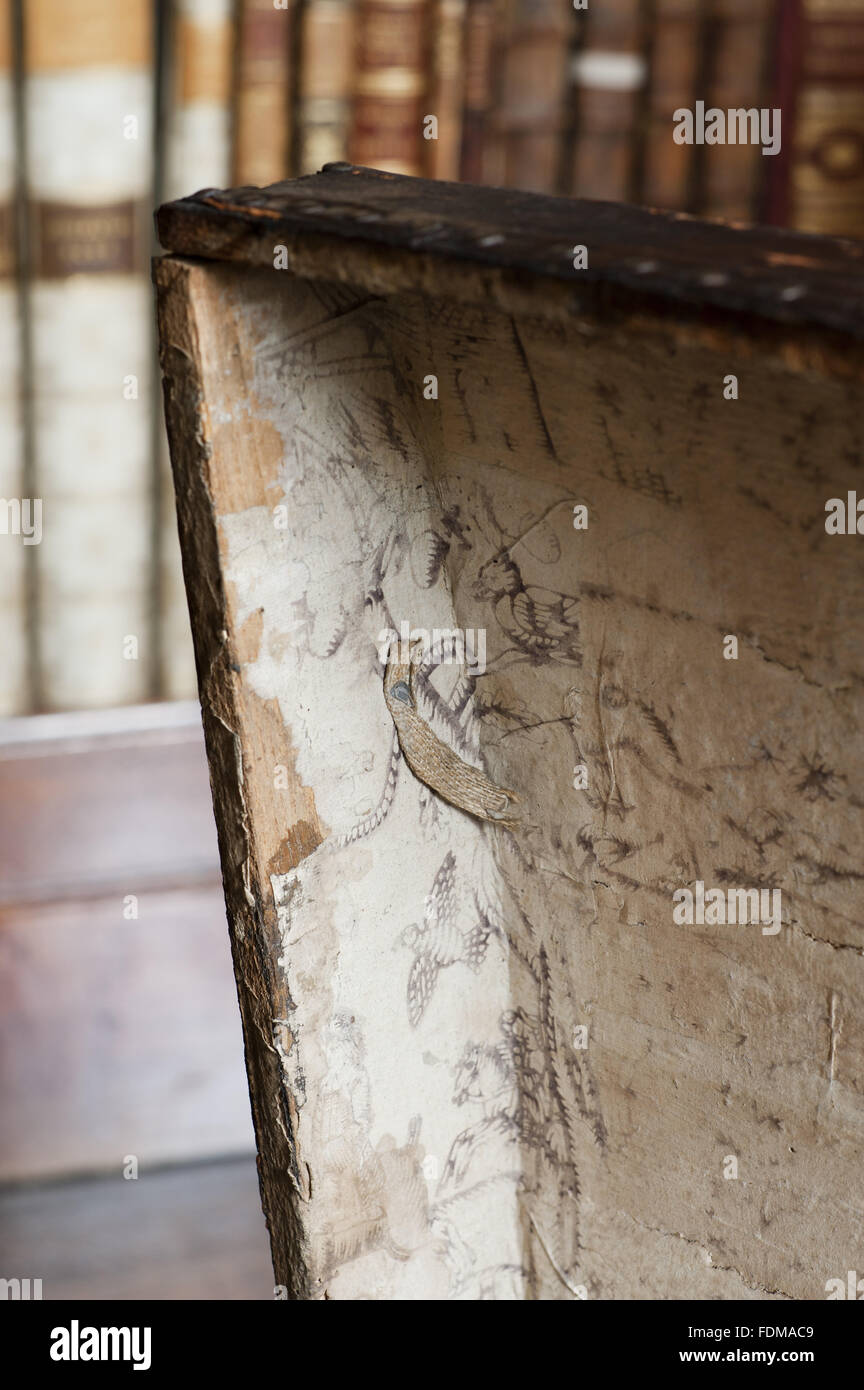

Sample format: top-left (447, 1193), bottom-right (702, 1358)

top-left (474, 551), bottom-right (582, 667)
top-left (402, 850), bottom-right (501, 1028)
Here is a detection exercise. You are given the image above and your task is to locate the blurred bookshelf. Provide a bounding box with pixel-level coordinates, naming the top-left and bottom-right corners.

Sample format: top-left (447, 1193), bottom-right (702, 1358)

top-left (0, 701), bottom-right (270, 1298)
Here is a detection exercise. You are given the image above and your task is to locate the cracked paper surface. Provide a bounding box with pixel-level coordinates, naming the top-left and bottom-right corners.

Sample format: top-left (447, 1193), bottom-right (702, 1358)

top-left (194, 264), bottom-right (863, 1300)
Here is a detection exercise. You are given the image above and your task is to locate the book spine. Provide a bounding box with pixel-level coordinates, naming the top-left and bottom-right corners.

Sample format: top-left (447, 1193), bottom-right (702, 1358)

top-left (298, 0), bottom-right (356, 175)
top-left (161, 0), bottom-right (233, 700)
top-left (763, 0), bottom-right (800, 224)
top-left (642, 0), bottom-right (703, 209)
top-left (782, 0), bottom-right (864, 235)
top-left (232, 0), bottom-right (295, 186)
top-left (164, 0), bottom-right (233, 200)
top-left (494, 0), bottom-right (573, 193)
top-left (0, 0), bottom-right (27, 713)
top-left (567, 0), bottom-right (647, 201)
top-left (700, 0), bottom-right (773, 222)
top-left (427, 0), bottom-right (466, 179)
top-left (349, 0), bottom-right (430, 175)
top-left (25, 0), bottom-right (154, 710)
top-left (459, 0), bottom-right (499, 182)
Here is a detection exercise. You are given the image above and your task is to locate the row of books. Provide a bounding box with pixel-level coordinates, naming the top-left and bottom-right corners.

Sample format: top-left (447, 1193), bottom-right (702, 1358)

top-left (1, 0), bottom-right (206, 715)
top-left (239, 0), bottom-right (864, 233)
top-left (2, 1), bottom-right (163, 715)
top-left (1, 0), bottom-right (863, 715)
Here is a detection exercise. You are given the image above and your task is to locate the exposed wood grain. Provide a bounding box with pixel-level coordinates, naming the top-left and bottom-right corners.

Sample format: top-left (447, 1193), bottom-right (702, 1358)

top-left (156, 164), bottom-right (864, 352)
top-left (156, 258), bottom-right (319, 1298)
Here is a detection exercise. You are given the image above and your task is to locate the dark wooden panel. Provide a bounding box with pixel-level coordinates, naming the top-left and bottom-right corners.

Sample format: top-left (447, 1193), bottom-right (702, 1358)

top-left (155, 163), bottom-right (864, 341)
top-left (0, 703), bottom-right (221, 906)
top-left (0, 886), bottom-right (255, 1181)
top-left (0, 1157), bottom-right (272, 1300)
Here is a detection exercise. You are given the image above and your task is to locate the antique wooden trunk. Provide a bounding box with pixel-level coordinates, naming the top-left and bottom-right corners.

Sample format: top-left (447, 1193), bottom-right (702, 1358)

top-left (155, 165), bottom-right (864, 1301)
